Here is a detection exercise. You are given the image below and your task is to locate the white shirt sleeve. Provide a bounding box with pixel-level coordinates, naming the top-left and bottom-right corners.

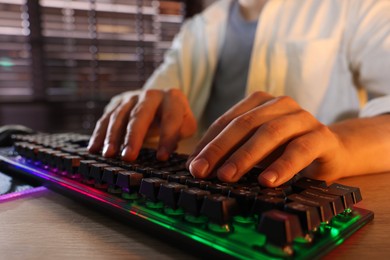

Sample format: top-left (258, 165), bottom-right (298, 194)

top-left (348, 0), bottom-right (390, 117)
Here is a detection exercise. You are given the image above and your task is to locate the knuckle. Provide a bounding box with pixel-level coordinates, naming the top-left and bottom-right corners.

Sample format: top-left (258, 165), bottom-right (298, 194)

top-left (316, 124), bottom-right (331, 136)
top-left (96, 116), bottom-right (108, 129)
top-left (109, 108), bottom-right (122, 121)
top-left (233, 113), bottom-right (258, 130)
top-left (144, 89), bottom-right (161, 99)
top-left (261, 120), bottom-right (284, 139)
top-left (205, 142), bottom-right (225, 158)
top-left (166, 88), bottom-right (182, 98)
top-left (275, 95), bottom-right (297, 107)
top-left (129, 103), bottom-right (144, 118)
top-left (295, 110), bottom-right (318, 125)
top-left (249, 91), bottom-right (266, 100)
top-left (232, 148), bottom-right (255, 169)
top-left (292, 138), bottom-right (314, 155)
top-left (211, 115), bottom-right (230, 129)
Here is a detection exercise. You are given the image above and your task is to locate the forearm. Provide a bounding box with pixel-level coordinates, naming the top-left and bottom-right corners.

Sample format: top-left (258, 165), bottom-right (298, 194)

top-left (329, 114), bottom-right (390, 178)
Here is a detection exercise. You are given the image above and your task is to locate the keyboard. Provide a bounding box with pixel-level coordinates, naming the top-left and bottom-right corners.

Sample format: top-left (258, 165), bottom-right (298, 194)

top-left (0, 132), bottom-right (374, 259)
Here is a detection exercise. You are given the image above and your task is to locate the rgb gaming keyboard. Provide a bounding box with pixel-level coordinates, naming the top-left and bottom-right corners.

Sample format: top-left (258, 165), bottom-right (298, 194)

top-left (0, 132), bottom-right (374, 259)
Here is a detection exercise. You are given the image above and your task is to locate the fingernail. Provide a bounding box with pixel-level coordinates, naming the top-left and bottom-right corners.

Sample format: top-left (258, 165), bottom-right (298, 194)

top-left (186, 155), bottom-right (195, 168)
top-left (189, 158), bottom-right (209, 177)
top-left (102, 144), bottom-right (111, 156)
top-left (218, 163), bottom-right (237, 179)
top-left (261, 171), bottom-right (278, 183)
top-left (121, 146), bottom-right (132, 158)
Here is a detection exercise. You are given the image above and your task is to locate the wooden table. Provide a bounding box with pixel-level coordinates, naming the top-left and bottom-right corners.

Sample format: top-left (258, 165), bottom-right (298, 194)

top-left (0, 139), bottom-right (389, 259)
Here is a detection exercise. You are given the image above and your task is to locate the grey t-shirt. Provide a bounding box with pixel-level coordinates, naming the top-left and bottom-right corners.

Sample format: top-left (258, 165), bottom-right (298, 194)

top-left (203, 0), bottom-right (258, 127)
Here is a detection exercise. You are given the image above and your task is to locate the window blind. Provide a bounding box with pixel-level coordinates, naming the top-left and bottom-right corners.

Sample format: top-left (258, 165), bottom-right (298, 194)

top-left (0, 0), bottom-right (198, 132)
top-left (0, 0), bottom-right (32, 101)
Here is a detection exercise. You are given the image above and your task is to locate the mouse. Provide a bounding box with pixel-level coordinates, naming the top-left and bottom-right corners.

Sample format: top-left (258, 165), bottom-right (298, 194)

top-left (0, 124), bottom-right (35, 147)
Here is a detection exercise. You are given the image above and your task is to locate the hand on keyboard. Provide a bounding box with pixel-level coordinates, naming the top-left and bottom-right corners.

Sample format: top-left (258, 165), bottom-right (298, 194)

top-left (187, 91), bottom-right (347, 187)
top-left (87, 89), bottom-right (197, 162)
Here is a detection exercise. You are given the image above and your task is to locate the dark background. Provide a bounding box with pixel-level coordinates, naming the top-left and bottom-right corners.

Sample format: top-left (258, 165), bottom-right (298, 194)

top-left (0, 0), bottom-right (214, 134)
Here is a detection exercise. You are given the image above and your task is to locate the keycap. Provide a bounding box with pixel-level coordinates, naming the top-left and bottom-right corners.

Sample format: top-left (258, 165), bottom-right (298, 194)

top-left (206, 183), bottom-right (233, 195)
top-left (150, 170), bottom-right (171, 179)
top-left (292, 177), bottom-right (327, 192)
top-left (157, 182), bottom-right (187, 209)
top-left (63, 155), bottom-right (81, 175)
top-left (284, 202), bottom-right (321, 232)
top-left (89, 163), bottom-right (110, 184)
top-left (160, 164), bottom-right (187, 173)
top-left (300, 188), bottom-right (344, 215)
top-left (186, 178), bottom-right (211, 189)
top-left (200, 194), bottom-right (239, 224)
top-left (252, 195), bottom-right (286, 215)
top-left (101, 167), bottom-right (124, 186)
top-left (116, 171), bottom-right (144, 193)
top-left (178, 188), bottom-right (211, 216)
top-left (327, 183), bottom-right (362, 207)
top-left (257, 209), bottom-right (303, 246)
top-left (139, 177), bottom-right (167, 202)
top-left (53, 152), bottom-right (70, 170)
top-left (78, 160), bottom-right (98, 181)
top-left (228, 189), bottom-right (257, 216)
top-left (287, 193), bottom-right (334, 222)
top-left (259, 188), bottom-right (287, 198)
top-left (167, 171), bottom-right (192, 184)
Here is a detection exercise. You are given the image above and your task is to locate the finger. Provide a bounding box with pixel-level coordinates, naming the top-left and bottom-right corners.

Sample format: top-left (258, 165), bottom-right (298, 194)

top-left (258, 126), bottom-right (327, 187)
top-left (102, 96), bottom-right (138, 157)
top-left (156, 89), bottom-right (191, 160)
top-left (216, 110), bottom-right (317, 182)
top-left (87, 101), bottom-right (122, 154)
top-left (189, 96), bottom-right (302, 178)
top-left (121, 90), bottom-right (164, 161)
top-left (187, 91), bottom-right (274, 165)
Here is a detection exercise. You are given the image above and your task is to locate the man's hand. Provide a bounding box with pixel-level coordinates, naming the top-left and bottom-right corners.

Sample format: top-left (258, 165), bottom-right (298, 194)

top-left (88, 89), bottom-right (197, 161)
top-left (187, 91), bottom-right (348, 187)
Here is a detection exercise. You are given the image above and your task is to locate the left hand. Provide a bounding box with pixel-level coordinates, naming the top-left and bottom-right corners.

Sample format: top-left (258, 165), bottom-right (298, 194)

top-left (187, 91), bottom-right (348, 187)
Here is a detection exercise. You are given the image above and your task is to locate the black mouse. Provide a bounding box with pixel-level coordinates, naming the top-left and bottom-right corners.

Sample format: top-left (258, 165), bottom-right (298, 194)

top-left (0, 124), bottom-right (35, 147)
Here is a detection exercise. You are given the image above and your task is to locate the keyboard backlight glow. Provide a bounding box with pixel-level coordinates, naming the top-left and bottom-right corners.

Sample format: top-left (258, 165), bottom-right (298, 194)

top-left (3, 154), bottom-right (372, 260)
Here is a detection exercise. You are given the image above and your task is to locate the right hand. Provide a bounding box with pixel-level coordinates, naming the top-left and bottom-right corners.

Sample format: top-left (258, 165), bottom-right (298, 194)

top-left (87, 89), bottom-right (197, 161)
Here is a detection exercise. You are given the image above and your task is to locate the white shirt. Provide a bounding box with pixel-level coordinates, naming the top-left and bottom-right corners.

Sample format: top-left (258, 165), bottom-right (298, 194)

top-left (111, 0), bottom-right (390, 126)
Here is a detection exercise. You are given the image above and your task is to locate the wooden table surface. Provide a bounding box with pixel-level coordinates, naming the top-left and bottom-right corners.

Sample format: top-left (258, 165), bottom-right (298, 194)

top-left (0, 139), bottom-right (390, 259)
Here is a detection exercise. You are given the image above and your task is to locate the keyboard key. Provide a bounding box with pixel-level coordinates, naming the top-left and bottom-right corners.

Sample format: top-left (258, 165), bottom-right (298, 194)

top-left (327, 183), bottom-right (362, 206)
top-left (53, 152), bottom-right (70, 171)
top-left (167, 171), bottom-right (192, 184)
top-left (178, 188), bottom-right (210, 216)
top-left (185, 178), bottom-right (211, 189)
top-left (63, 155), bottom-right (81, 175)
top-left (116, 171), bottom-right (144, 193)
top-left (228, 189), bottom-right (257, 216)
top-left (257, 209), bottom-right (303, 246)
top-left (287, 193), bottom-right (334, 222)
top-left (206, 183), bottom-right (233, 195)
top-left (78, 160), bottom-right (98, 183)
top-left (292, 177), bottom-right (327, 192)
top-left (150, 170), bottom-right (171, 179)
top-left (200, 194), bottom-right (239, 224)
top-left (89, 163), bottom-right (110, 184)
top-left (139, 177), bottom-right (167, 202)
top-left (252, 195), bottom-right (286, 215)
top-left (259, 188), bottom-right (288, 198)
top-left (157, 182), bottom-right (187, 209)
top-left (300, 188), bottom-right (345, 215)
top-left (284, 202), bottom-right (321, 232)
top-left (101, 166), bottom-right (122, 183)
